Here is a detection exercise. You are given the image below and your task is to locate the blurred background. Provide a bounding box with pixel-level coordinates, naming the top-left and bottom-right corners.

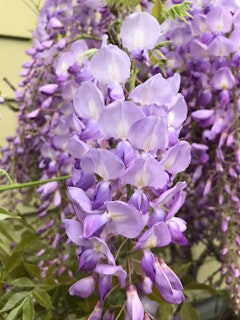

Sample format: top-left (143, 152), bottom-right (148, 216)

top-left (0, 0), bottom-right (44, 146)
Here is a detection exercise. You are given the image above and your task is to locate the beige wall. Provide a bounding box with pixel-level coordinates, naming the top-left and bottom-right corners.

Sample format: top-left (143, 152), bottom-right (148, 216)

top-left (0, 0), bottom-right (44, 146)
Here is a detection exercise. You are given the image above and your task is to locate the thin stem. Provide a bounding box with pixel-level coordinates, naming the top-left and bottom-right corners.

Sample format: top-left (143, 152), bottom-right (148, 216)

top-left (115, 238), bottom-right (128, 261)
top-left (129, 61), bottom-right (137, 93)
top-left (115, 302), bottom-right (126, 320)
top-left (3, 78), bottom-right (16, 92)
top-left (104, 284), bottom-right (119, 300)
top-left (128, 257), bottom-right (132, 284)
top-left (0, 169), bottom-right (13, 184)
top-left (22, 0), bottom-right (38, 14)
top-left (0, 175), bottom-right (70, 192)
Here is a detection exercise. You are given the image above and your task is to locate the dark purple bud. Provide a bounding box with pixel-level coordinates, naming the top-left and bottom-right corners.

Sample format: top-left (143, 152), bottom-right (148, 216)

top-left (98, 275), bottom-right (112, 302)
top-left (115, 140), bottom-right (135, 168)
top-left (199, 89), bottom-right (212, 107)
top-left (219, 90), bottom-right (230, 105)
top-left (80, 119), bottom-right (101, 141)
top-left (92, 182), bottom-right (112, 211)
top-left (78, 249), bottom-right (98, 271)
top-left (128, 190), bottom-right (149, 214)
top-left (140, 250), bottom-right (155, 281)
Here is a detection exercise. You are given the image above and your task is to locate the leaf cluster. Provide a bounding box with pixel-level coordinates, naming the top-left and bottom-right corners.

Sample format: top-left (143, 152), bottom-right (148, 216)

top-left (152, 1), bottom-right (192, 24)
top-left (104, 0), bottom-right (141, 9)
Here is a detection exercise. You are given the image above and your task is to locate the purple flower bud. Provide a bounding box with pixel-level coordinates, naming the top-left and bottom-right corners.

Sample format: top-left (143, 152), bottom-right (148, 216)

top-left (140, 250), bottom-right (155, 281)
top-left (48, 17), bottom-right (64, 29)
top-left (78, 249), bottom-right (98, 271)
top-left (126, 285), bottom-right (144, 320)
top-left (103, 309), bottom-right (114, 320)
top-left (98, 275), bottom-right (112, 302)
top-left (39, 84), bottom-right (59, 95)
top-left (88, 302), bottom-right (103, 320)
top-left (128, 190), bottom-right (149, 214)
top-left (138, 275), bottom-right (153, 294)
top-left (69, 276), bottom-right (96, 298)
top-left (154, 258), bottom-right (185, 304)
top-left (92, 182), bottom-right (112, 211)
top-left (115, 140), bottom-right (135, 168)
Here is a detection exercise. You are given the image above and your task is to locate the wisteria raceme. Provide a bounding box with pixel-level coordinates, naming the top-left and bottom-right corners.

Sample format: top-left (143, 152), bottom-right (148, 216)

top-left (0, 0), bottom-right (115, 277)
top-left (163, 0), bottom-right (240, 314)
top-left (63, 11), bottom-right (191, 318)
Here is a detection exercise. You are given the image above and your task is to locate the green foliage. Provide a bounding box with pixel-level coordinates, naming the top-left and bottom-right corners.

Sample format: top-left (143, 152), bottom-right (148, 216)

top-left (104, 0), bottom-right (141, 9)
top-left (22, 298), bottom-right (35, 320)
top-left (152, 1), bottom-right (192, 24)
top-left (0, 207), bottom-right (20, 220)
top-left (180, 301), bottom-right (200, 320)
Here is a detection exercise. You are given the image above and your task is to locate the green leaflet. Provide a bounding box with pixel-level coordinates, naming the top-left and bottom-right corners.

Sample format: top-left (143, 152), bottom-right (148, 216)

top-left (0, 207), bottom-right (20, 221)
top-left (104, 0), bottom-right (140, 9)
top-left (0, 292), bottom-right (29, 313)
top-left (32, 289), bottom-right (53, 309)
top-left (22, 298), bottom-right (35, 320)
top-left (180, 301), bottom-right (200, 320)
top-left (153, 1), bottom-right (192, 24)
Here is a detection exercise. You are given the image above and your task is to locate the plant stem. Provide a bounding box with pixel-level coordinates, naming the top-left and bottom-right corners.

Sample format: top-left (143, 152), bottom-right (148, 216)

top-left (0, 175), bottom-right (70, 192)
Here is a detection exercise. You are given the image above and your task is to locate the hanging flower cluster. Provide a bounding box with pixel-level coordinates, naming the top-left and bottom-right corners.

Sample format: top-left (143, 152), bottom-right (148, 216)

top-left (162, 0), bottom-right (240, 312)
top-left (1, 0), bottom-right (114, 275)
top-left (63, 11), bottom-right (191, 319)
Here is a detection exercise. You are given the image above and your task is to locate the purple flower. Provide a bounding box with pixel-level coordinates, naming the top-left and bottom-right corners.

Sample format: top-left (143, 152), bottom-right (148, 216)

top-left (69, 275), bottom-right (96, 298)
top-left (141, 252), bottom-right (185, 304)
top-left (120, 12), bottom-right (161, 52)
top-left (89, 44), bottom-right (131, 84)
top-left (126, 285), bottom-right (144, 320)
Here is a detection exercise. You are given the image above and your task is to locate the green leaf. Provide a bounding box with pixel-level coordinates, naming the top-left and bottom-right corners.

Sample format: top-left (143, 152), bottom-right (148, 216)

top-left (0, 292), bottom-right (29, 313)
top-left (33, 289), bottom-right (53, 309)
top-left (23, 298), bottom-right (35, 320)
top-left (0, 207), bottom-right (20, 220)
top-left (0, 221), bottom-right (16, 242)
top-left (104, 0), bottom-right (140, 8)
top-left (172, 262), bottom-right (191, 279)
top-left (180, 301), bottom-right (199, 320)
top-left (39, 278), bottom-right (57, 291)
top-left (23, 261), bottom-right (41, 278)
top-left (0, 240), bottom-right (10, 254)
top-left (12, 233), bottom-right (38, 253)
top-left (151, 0), bottom-right (164, 22)
top-left (156, 1), bottom-right (192, 24)
top-left (10, 277), bottom-right (35, 288)
top-left (5, 251), bottom-right (22, 275)
top-left (45, 310), bottom-right (52, 320)
top-left (184, 283), bottom-right (218, 294)
top-left (148, 287), bottom-right (176, 320)
top-left (5, 299), bottom-right (25, 320)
